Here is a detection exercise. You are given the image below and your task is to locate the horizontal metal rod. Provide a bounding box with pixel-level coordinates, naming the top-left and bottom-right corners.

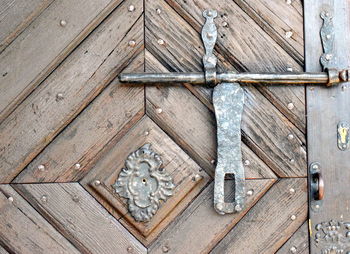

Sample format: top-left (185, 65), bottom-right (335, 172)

top-left (119, 72), bottom-right (330, 85)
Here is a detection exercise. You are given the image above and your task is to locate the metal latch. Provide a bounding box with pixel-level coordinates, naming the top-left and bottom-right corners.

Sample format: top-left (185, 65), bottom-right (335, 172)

top-left (119, 9), bottom-right (349, 214)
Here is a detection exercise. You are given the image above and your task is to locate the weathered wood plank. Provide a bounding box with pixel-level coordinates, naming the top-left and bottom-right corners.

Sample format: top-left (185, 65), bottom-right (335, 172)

top-left (81, 116), bottom-right (210, 245)
top-left (0, 0), bottom-right (143, 183)
top-left (0, 0), bottom-right (54, 52)
top-left (211, 178), bottom-right (307, 253)
top-left (14, 50), bottom-right (144, 183)
top-left (0, 0), bottom-right (124, 123)
top-left (232, 0), bottom-right (304, 64)
top-left (0, 184), bottom-right (79, 254)
top-left (276, 221), bottom-right (309, 254)
top-left (305, 1), bottom-right (350, 253)
top-left (149, 179), bottom-right (275, 254)
top-left (145, 0), bottom-right (306, 177)
top-left (163, 0), bottom-right (306, 131)
top-left (0, 245), bottom-right (9, 254)
top-left (14, 183), bottom-right (147, 254)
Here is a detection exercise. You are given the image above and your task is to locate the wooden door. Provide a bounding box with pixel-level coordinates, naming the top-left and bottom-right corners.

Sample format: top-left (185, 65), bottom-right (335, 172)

top-left (0, 0), bottom-right (310, 253)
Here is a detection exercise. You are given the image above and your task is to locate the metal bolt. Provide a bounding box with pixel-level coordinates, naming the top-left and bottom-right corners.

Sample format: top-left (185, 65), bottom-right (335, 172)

top-left (128, 40), bottom-right (136, 47)
top-left (192, 174), bottom-right (202, 182)
top-left (56, 93), bottom-right (64, 101)
top-left (156, 8), bottom-right (161, 14)
top-left (157, 39), bottom-right (165, 45)
top-left (8, 196), bottom-right (14, 202)
top-left (235, 204), bottom-right (242, 212)
top-left (162, 245), bottom-right (169, 253)
top-left (244, 160), bottom-right (250, 166)
top-left (222, 21), bottom-right (228, 27)
top-left (247, 189), bottom-right (254, 196)
top-left (128, 5), bottom-right (135, 12)
top-left (74, 163), bottom-right (81, 170)
top-left (291, 214), bottom-right (296, 221)
top-left (289, 188), bottom-right (295, 194)
top-left (288, 134), bottom-right (294, 140)
top-left (290, 246), bottom-right (297, 253)
top-left (38, 164), bottom-right (45, 171)
top-left (94, 180), bottom-right (101, 186)
top-left (287, 67), bottom-right (293, 72)
top-left (285, 31), bottom-right (293, 38)
top-left (60, 20), bottom-right (67, 27)
top-left (325, 54), bottom-right (333, 61)
top-left (287, 102), bottom-right (294, 110)
top-left (156, 107), bottom-right (163, 114)
top-left (41, 195), bottom-right (48, 203)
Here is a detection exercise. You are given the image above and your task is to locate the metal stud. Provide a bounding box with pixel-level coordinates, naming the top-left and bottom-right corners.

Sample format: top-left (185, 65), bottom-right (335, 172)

top-left (211, 159), bottom-right (216, 164)
top-left (162, 245), bottom-right (169, 253)
top-left (290, 246), bottom-right (297, 253)
top-left (247, 189), bottom-right (254, 196)
top-left (192, 174), bottom-right (202, 182)
top-left (56, 93), bottom-right (64, 101)
top-left (325, 54), bottom-right (333, 61)
top-left (38, 164), bottom-right (45, 171)
top-left (326, 34), bottom-right (331, 39)
top-left (287, 102), bottom-right (294, 110)
top-left (156, 107), bottom-right (163, 114)
top-left (207, 32), bottom-right (214, 39)
top-left (156, 8), bottom-right (161, 14)
top-left (244, 160), bottom-right (250, 166)
top-left (291, 214), bottom-right (296, 221)
top-left (222, 21), bottom-right (228, 27)
top-left (288, 134), bottom-right (294, 140)
top-left (286, 0), bottom-right (292, 4)
top-left (285, 31), bottom-right (293, 38)
top-left (144, 131), bottom-right (149, 136)
top-left (128, 5), bottom-right (135, 12)
top-left (157, 39), bottom-right (165, 45)
top-left (74, 163), bottom-right (81, 170)
top-left (289, 158), bottom-right (295, 163)
top-left (287, 67), bottom-right (293, 72)
top-left (216, 202), bottom-right (224, 211)
top-left (128, 40), bottom-right (136, 47)
top-left (60, 20), bottom-right (67, 27)
top-left (94, 180), bottom-right (101, 186)
top-left (8, 196), bottom-right (14, 202)
top-left (289, 188), bottom-right (295, 194)
top-left (41, 195), bottom-right (48, 203)
top-left (127, 246), bottom-right (133, 253)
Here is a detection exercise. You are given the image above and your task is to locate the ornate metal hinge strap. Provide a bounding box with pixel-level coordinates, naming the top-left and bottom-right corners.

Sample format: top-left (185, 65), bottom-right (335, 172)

top-left (112, 144), bottom-right (174, 222)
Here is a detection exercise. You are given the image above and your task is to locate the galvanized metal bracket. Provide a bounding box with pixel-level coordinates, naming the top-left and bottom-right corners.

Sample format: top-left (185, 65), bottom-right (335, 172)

top-left (112, 144), bottom-right (174, 222)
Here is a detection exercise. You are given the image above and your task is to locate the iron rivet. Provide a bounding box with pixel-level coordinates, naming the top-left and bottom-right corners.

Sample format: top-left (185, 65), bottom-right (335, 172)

top-left (287, 67), bottom-right (293, 72)
top-left (41, 195), bottom-right (48, 203)
top-left (38, 164), bottom-right (45, 171)
top-left (56, 93), bottom-right (64, 101)
top-left (326, 34), bottom-right (331, 39)
top-left (313, 164), bottom-right (319, 169)
top-left (127, 246), bottom-right (133, 253)
top-left (288, 134), bottom-right (294, 140)
top-left (128, 5), bottom-right (135, 12)
top-left (290, 246), bottom-right (297, 253)
top-left (60, 20), bottom-right (67, 27)
top-left (94, 180), bottom-right (101, 186)
top-left (247, 189), bottom-right (254, 196)
top-left (291, 215), bottom-right (296, 220)
top-left (235, 204), bottom-right (242, 212)
top-left (156, 107), bottom-right (163, 114)
top-left (157, 39), bottom-right (165, 45)
top-left (162, 245), bottom-right (169, 253)
top-left (325, 12), bottom-right (330, 17)
top-left (144, 131), bottom-right (149, 136)
top-left (222, 21), bottom-right (228, 27)
top-left (289, 188), bottom-right (295, 194)
top-left (74, 163), bottom-right (81, 170)
top-left (286, 0), bottom-right (292, 4)
top-left (72, 195), bottom-right (79, 202)
top-left (325, 54), bottom-right (333, 61)
top-left (244, 160), bottom-right (250, 166)
top-left (192, 174), bottom-right (202, 182)
top-left (156, 8), bottom-right (161, 14)
top-left (287, 103), bottom-right (294, 110)
top-left (211, 159), bottom-right (216, 164)
top-left (207, 10), bottom-right (213, 17)
top-left (290, 158), bottom-right (295, 163)
top-left (285, 31), bottom-right (293, 38)
top-left (8, 196), bottom-right (14, 202)
top-left (128, 40), bottom-right (136, 47)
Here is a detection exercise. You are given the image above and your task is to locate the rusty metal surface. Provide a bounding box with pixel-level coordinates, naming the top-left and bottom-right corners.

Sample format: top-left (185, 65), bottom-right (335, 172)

top-left (213, 82), bottom-right (245, 214)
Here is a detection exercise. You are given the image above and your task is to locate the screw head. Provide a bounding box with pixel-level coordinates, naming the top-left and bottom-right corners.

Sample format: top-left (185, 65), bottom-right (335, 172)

top-left (290, 214), bottom-right (296, 221)
top-left (128, 5), bottom-right (135, 12)
top-left (56, 93), bottom-right (64, 101)
top-left (8, 196), bottom-right (14, 202)
top-left (247, 189), bottom-right (254, 196)
top-left (128, 40), bottom-right (136, 47)
top-left (38, 164), bottom-right (45, 171)
top-left (288, 134), bottom-right (294, 140)
top-left (157, 39), bottom-right (165, 45)
top-left (244, 160), bottom-right (250, 166)
top-left (290, 246), bottom-right (297, 253)
top-left (326, 34), bottom-right (331, 39)
top-left (287, 103), bottom-right (294, 110)
top-left (41, 195), bottom-right (48, 203)
top-left (74, 163), bottom-right (81, 170)
top-left (313, 164), bottom-right (319, 170)
top-left (60, 20), bottom-right (67, 27)
top-left (155, 107), bottom-right (163, 114)
top-left (285, 31), bottom-right (293, 38)
top-left (289, 188), bottom-right (295, 194)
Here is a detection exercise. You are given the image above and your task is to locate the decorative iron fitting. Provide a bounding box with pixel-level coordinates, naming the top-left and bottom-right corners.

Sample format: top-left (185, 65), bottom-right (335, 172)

top-left (320, 10), bottom-right (336, 71)
top-left (112, 144), bottom-right (174, 222)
